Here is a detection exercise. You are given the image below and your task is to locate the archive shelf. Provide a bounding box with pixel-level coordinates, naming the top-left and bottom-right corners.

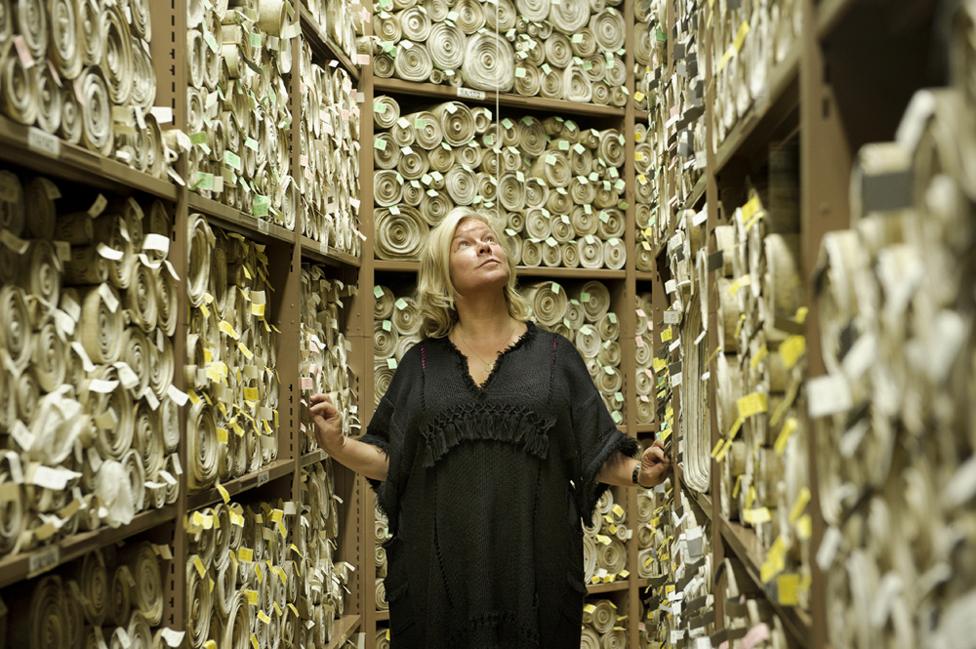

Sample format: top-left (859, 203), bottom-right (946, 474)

top-left (327, 614), bottom-right (364, 648)
top-left (0, 506), bottom-right (177, 590)
top-left (373, 259), bottom-right (628, 281)
top-left (300, 235), bottom-right (364, 269)
top-left (184, 458), bottom-right (296, 511)
top-left (187, 193), bottom-right (297, 245)
top-left (0, 115), bottom-right (179, 201)
top-left (373, 77), bottom-right (627, 118)
top-left (713, 43), bottom-right (801, 178)
top-left (299, 3), bottom-right (361, 80)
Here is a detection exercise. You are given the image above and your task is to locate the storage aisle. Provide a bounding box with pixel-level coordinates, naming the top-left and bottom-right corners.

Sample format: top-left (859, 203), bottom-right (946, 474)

top-left (0, 0), bottom-right (972, 647)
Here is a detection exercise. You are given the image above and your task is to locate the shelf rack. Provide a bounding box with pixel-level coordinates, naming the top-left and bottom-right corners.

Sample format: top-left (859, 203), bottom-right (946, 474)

top-left (0, 0), bottom-right (937, 647)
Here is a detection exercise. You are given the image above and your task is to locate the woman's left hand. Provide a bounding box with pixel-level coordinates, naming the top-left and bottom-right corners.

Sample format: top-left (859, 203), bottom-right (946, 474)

top-left (638, 440), bottom-right (671, 487)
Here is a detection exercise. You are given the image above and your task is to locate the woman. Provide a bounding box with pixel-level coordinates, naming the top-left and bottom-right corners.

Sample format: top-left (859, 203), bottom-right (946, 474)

top-left (308, 207), bottom-right (670, 649)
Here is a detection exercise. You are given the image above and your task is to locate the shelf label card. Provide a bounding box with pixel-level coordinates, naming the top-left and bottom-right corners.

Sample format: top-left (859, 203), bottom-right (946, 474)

top-left (27, 128), bottom-right (61, 159)
top-left (456, 87), bottom-right (486, 101)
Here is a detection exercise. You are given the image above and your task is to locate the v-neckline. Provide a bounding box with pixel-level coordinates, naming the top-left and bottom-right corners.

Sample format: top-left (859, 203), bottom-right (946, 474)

top-left (445, 320), bottom-right (536, 395)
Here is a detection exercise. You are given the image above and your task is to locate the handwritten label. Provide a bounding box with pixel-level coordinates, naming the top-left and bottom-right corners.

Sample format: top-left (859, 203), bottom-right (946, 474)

top-left (27, 128), bottom-right (61, 158)
top-left (456, 87), bottom-right (486, 100)
top-left (28, 545), bottom-right (60, 578)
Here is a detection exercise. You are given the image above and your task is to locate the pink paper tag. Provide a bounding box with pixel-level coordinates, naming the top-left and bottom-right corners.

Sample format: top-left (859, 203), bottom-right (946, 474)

top-left (12, 36), bottom-right (34, 68)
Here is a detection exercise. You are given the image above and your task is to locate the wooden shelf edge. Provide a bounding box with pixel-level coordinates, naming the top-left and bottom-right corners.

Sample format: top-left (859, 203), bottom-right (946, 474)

top-left (188, 193), bottom-right (295, 244)
top-left (375, 609), bottom-right (390, 622)
top-left (300, 236), bottom-right (362, 269)
top-left (635, 271), bottom-right (655, 282)
top-left (685, 488), bottom-right (713, 522)
top-left (718, 517), bottom-right (813, 647)
top-left (374, 259), bottom-right (627, 280)
top-left (0, 116), bottom-right (178, 201)
top-left (299, 4), bottom-right (360, 80)
top-left (587, 580), bottom-right (631, 594)
top-left (300, 448), bottom-right (328, 467)
top-left (186, 458), bottom-right (294, 510)
top-left (635, 423), bottom-right (658, 434)
top-left (714, 45), bottom-right (801, 177)
top-left (0, 505), bottom-right (177, 589)
top-left (326, 614), bottom-right (362, 648)
top-left (634, 110), bottom-right (650, 122)
top-left (817, 0), bottom-right (857, 38)
top-left (373, 77), bottom-right (626, 119)
top-left (684, 176), bottom-right (707, 211)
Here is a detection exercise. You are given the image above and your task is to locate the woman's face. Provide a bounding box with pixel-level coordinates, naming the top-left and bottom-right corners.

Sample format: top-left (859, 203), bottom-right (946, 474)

top-left (449, 217), bottom-right (509, 295)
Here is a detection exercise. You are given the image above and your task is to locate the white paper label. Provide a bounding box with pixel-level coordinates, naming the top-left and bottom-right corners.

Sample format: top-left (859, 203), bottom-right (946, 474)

top-left (27, 128), bottom-right (61, 158)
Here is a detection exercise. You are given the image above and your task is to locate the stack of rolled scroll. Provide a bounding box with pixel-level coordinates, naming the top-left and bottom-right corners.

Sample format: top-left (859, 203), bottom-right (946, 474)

top-left (369, 0), bottom-right (627, 106)
top-left (634, 121), bottom-right (661, 272)
top-left (2, 541), bottom-right (175, 649)
top-left (634, 486), bottom-right (663, 580)
top-left (657, 211), bottom-right (712, 495)
top-left (299, 463), bottom-right (353, 646)
top-left (299, 42), bottom-right (364, 258)
top-left (666, 0), bottom-right (706, 208)
top-left (374, 504), bottom-right (392, 611)
top-left (520, 280), bottom-right (625, 424)
top-left (372, 285), bottom-right (423, 404)
top-left (708, 149), bottom-right (810, 609)
top-left (582, 489), bottom-right (631, 584)
top-left (185, 215), bottom-right (280, 492)
top-left (581, 598), bottom-right (627, 649)
top-left (186, 476), bottom-right (354, 649)
top-left (632, 0), bottom-right (664, 114)
top-left (663, 492), bottom-right (714, 646)
top-left (634, 294), bottom-right (655, 425)
top-left (372, 96), bottom-right (627, 270)
top-left (300, 266), bottom-right (360, 453)
top-left (709, 0), bottom-right (801, 151)
top-left (0, 173), bottom-right (179, 558)
top-left (719, 555), bottom-right (790, 648)
top-left (812, 30), bottom-right (976, 646)
top-left (0, 0), bottom-right (171, 177)
top-left (638, 477), bottom-right (674, 648)
top-left (306, 0), bottom-right (364, 63)
top-left (185, 0), bottom-right (297, 228)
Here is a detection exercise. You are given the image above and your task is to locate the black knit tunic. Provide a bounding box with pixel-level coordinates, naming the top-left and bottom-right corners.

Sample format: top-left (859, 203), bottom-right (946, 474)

top-left (360, 320), bottom-right (640, 649)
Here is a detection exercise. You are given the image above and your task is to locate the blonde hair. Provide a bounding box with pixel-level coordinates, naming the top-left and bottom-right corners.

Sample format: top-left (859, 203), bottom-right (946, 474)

top-left (418, 207), bottom-right (530, 338)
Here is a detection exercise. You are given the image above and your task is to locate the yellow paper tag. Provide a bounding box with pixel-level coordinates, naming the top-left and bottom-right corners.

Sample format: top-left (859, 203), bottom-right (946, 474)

top-left (192, 555), bottom-right (206, 578)
top-left (789, 488), bottom-right (811, 523)
top-left (774, 418), bottom-right (798, 455)
top-left (737, 392), bottom-right (768, 420)
top-left (779, 335), bottom-right (806, 370)
top-left (216, 427), bottom-right (229, 444)
top-left (244, 589), bottom-right (259, 605)
top-left (238, 342), bottom-right (254, 360)
top-left (251, 303), bottom-right (266, 317)
top-left (255, 564), bottom-right (264, 583)
top-left (238, 547), bottom-right (254, 562)
top-left (611, 504), bottom-right (625, 518)
top-left (204, 641), bottom-right (218, 649)
top-left (743, 507), bottom-right (772, 525)
top-left (777, 573), bottom-right (800, 605)
top-left (795, 514), bottom-right (812, 541)
top-left (218, 320), bottom-right (240, 339)
top-left (257, 610), bottom-right (270, 624)
top-left (230, 510), bottom-right (245, 527)
top-left (216, 482), bottom-right (230, 504)
top-left (250, 635), bottom-right (259, 649)
top-left (660, 327), bottom-right (673, 342)
top-left (243, 386), bottom-right (260, 402)
top-left (750, 345), bottom-right (768, 370)
top-left (734, 20), bottom-right (750, 50)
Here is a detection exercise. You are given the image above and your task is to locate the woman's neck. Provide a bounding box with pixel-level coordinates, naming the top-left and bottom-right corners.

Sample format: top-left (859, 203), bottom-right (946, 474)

top-left (454, 291), bottom-right (515, 339)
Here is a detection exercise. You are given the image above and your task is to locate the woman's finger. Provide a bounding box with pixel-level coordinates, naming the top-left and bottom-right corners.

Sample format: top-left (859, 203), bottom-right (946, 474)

top-left (310, 393), bottom-right (326, 404)
top-left (309, 401), bottom-right (336, 417)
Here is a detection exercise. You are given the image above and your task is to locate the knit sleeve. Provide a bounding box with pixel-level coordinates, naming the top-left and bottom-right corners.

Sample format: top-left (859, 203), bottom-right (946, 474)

top-left (560, 337), bottom-right (640, 524)
top-left (358, 343), bottom-right (423, 529)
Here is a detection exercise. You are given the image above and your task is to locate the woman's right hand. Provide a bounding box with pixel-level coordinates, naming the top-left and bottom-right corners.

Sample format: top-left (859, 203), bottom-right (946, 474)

top-left (308, 393), bottom-right (344, 452)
